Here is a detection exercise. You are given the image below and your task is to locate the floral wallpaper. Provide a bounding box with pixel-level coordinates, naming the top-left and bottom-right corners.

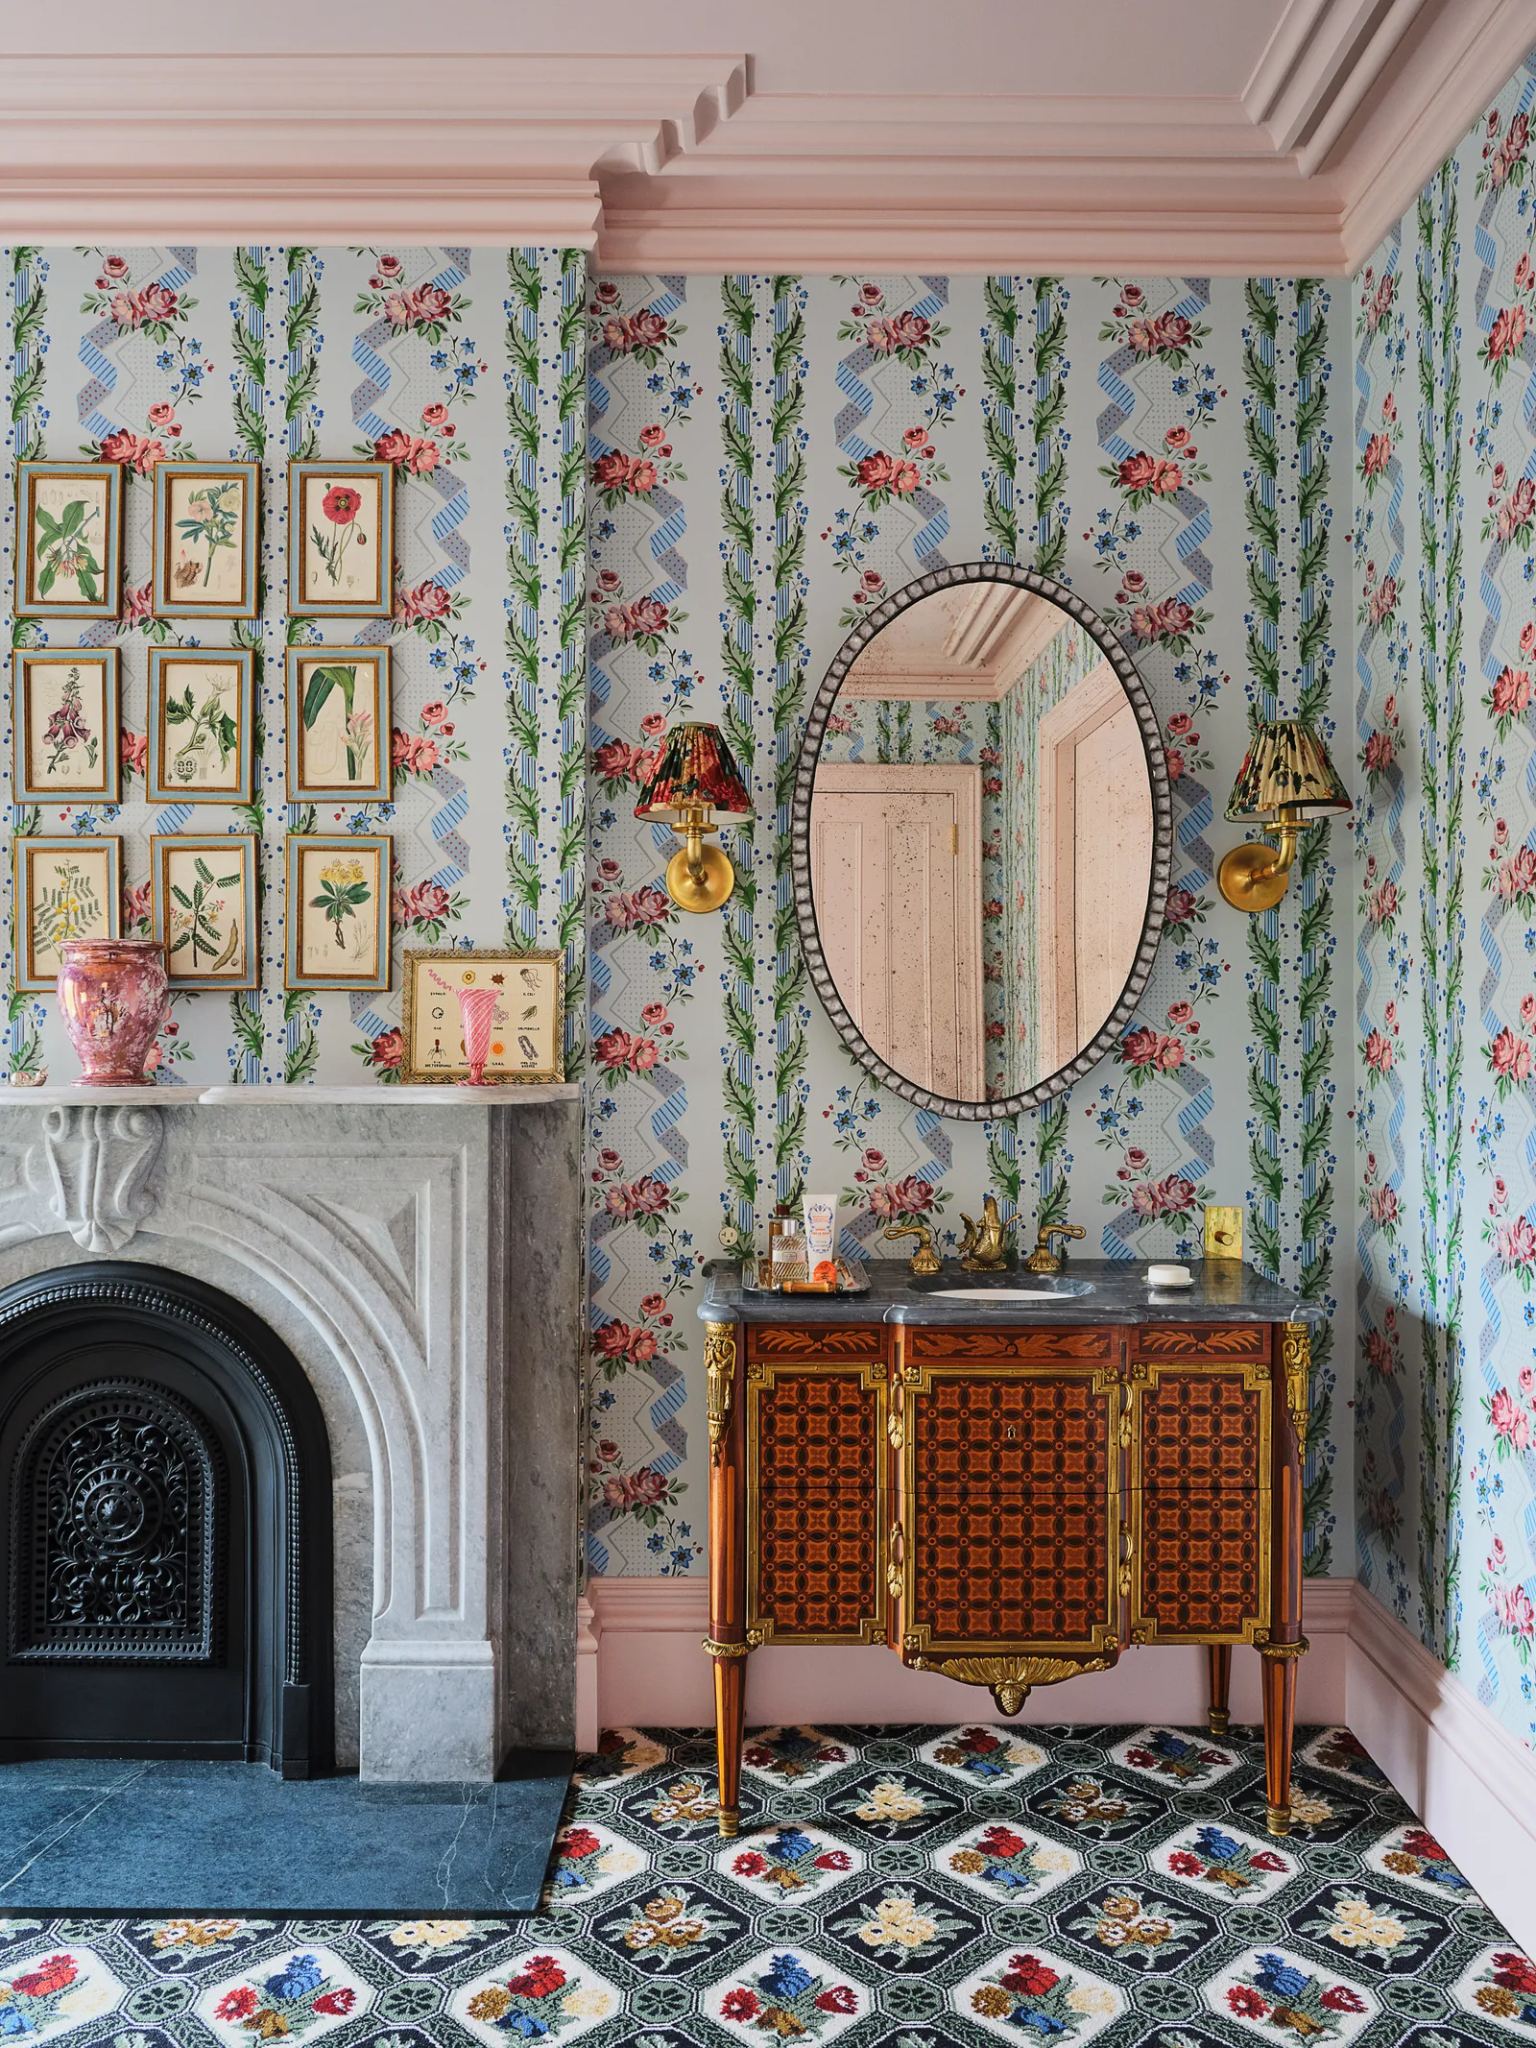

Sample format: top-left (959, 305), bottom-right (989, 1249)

top-left (1354, 49), bottom-right (1536, 1752)
top-left (585, 272), bottom-right (1348, 1580)
top-left (3, 245), bottom-right (584, 1084)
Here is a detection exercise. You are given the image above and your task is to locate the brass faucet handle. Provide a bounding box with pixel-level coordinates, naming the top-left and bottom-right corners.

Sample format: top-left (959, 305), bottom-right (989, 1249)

top-left (1022, 1222), bottom-right (1087, 1275)
top-left (884, 1223), bottom-right (941, 1277)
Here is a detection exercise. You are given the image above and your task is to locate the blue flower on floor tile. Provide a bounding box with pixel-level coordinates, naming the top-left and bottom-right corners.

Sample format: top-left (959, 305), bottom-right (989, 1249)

top-left (1194, 1826), bottom-right (1242, 1864)
top-left (761, 1953), bottom-right (815, 2000)
top-left (1252, 1952), bottom-right (1309, 2000)
top-left (264, 1953), bottom-right (324, 2000)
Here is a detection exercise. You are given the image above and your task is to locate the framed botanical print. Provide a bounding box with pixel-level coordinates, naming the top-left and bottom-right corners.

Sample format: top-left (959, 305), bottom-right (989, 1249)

top-left (12, 649), bottom-right (121, 803)
top-left (14, 835), bottom-right (122, 991)
top-left (147, 649), bottom-right (256, 804)
top-left (285, 646), bottom-right (391, 802)
top-left (287, 461), bottom-right (394, 616)
top-left (16, 461), bottom-right (123, 618)
top-left (152, 460), bottom-right (260, 617)
top-left (285, 835), bottom-right (390, 991)
top-left (401, 948), bottom-right (564, 1085)
top-left (152, 833), bottom-right (259, 991)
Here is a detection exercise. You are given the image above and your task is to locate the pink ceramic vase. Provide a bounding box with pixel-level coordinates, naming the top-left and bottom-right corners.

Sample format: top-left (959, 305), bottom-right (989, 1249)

top-left (455, 984), bottom-right (502, 1086)
top-left (57, 939), bottom-right (170, 1086)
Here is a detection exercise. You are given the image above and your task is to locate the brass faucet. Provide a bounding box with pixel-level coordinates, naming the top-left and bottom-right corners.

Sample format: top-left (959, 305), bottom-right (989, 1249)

top-left (1022, 1222), bottom-right (1086, 1275)
top-left (957, 1195), bottom-right (1017, 1272)
top-left (884, 1222), bottom-right (941, 1276)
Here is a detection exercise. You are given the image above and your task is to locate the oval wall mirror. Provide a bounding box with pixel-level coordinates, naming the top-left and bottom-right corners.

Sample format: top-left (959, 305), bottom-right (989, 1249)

top-left (791, 563), bottom-right (1173, 1121)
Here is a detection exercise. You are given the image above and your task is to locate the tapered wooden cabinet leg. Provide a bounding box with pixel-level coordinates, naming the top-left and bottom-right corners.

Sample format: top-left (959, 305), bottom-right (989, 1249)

top-left (713, 1653), bottom-right (746, 1837)
top-left (1260, 1642), bottom-right (1303, 1834)
top-left (1207, 1644), bottom-right (1232, 1739)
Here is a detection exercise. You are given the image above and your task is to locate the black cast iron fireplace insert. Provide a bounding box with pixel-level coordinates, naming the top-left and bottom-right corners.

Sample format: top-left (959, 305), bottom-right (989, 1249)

top-left (0, 1265), bottom-right (332, 1776)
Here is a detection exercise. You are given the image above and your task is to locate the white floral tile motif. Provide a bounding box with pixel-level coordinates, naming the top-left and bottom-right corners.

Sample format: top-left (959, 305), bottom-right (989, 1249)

top-left (706, 1945), bottom-right (869, 2041)
top-left (0, 1948), bottom-right (125, 2040)
top-left (1294, 1887), bottom-right (1448, 1971)
top-left (716, 1822), bottom-right (865, 1903)
top-left (1452, 1944), bottom-right (1536, 2036)
top-left (918, 1724), bottom-right (1048, 1787)
top-left (451, 1946), bottom-right (620, 2042)
top-left (1206, 1946), bottom-right (1376, 2043)
top-left (361, 1920), bottom-right (509, 1970)
top-left (1154, 1820), bottom-right (1298, 1903)
top-left (1110, 1726), bottom-right (1241, 1786)
top-left (935, 1819), bottom-right (1081, 1907)
top-left (953, 1944), bottom-right (1123, 2043)
top-left (741, 1727), bottom-right (853, 1787)
top-left (543, 1820), bottom-right (648, 1905)
top-left (197, 1944), bottom-right (373, 2044)
top-left (1363, 1823), bottom-right (1483, 1904)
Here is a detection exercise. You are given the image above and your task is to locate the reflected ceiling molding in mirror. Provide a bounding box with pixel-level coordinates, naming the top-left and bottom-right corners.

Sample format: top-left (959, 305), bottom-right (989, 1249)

top-left (790, 562), bottom-right (1173, 1124)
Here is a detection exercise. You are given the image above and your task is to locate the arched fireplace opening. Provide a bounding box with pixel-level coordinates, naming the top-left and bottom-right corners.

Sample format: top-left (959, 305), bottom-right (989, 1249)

top-left (0, 1264), bottom-right (332, 1777)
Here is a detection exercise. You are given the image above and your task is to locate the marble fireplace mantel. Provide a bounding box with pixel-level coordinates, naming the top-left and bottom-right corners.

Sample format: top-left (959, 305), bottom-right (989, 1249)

top-left (0, 1090), bottom-right (583, 1781)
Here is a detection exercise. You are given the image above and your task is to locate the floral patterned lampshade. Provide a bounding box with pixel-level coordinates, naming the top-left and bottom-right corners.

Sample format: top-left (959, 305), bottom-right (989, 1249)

top-left (1224, 719), bottom-right (1351, 824)
top-left (634, 722), bottom-right (753, 825)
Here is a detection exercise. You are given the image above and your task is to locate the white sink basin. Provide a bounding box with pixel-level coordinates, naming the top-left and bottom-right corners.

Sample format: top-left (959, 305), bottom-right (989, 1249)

top-left (929, 1286), bottom-right (1089, 1302)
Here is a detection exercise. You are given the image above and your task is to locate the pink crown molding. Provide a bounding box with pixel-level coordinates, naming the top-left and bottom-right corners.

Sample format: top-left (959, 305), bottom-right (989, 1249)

top-left (0, 2), bottom-right (1529, 270)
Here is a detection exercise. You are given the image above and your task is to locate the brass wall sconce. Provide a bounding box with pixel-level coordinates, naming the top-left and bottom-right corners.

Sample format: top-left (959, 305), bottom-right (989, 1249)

top-left (1218, 718), bottom-right (1351, 913)
top-left (635, 720), bottom-right (754, 914)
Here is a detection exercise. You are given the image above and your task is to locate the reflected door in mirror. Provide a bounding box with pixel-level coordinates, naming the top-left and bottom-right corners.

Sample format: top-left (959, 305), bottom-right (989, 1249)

top-left (811, 763), bottom-right (983, 1099)
top-left (1037, 664), bottom-right (1154, 1076)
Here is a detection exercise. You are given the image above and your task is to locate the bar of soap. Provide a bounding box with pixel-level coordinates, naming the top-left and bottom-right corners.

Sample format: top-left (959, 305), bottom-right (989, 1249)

top-left (1147, 1262), bottom-right (1194, 1287)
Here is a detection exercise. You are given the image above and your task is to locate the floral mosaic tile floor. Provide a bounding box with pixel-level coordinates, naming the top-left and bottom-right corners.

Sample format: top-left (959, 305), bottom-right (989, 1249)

top-left (5, 1722), bottom-right (1532, 2046)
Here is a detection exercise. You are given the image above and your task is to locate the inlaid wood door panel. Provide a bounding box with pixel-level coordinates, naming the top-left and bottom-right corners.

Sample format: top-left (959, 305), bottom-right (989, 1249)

top-left (909, 1369), bottom-right (1115, 1498)
top-left (1132, 1486), bottom-right (1267, 1642)
top-left (1136, 1365), bottom-right (1269, 1492)
top-left (747, 1360), bottom-right (885, 1645)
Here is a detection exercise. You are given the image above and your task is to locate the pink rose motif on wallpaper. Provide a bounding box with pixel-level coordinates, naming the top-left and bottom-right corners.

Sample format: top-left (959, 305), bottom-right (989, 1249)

top-left (353, 1026), bottom-right (404, 1081)
top-left (1118, 1025), bottom-right (1187, 1077)
top-left (1361, 1303), bottom-right (1402, 1381)
top-left (591, 448), bottom-right (659, 509)
top-left (591, 574), bottom-right (680, 655)
top-left (1479, 105), bottom-right (1532, 196)
top-left (591, 738), bottom-right (660, 798)
top-left (1162, 886), bottom-right (1207, 939)
top-left (1486, 827), bottom-right (1536, 914)
top-left (97, 428), bottom-right (168, 473)
top-left (1485, 475), bottom-right (1536, 549)
top-left (84, 262), bottom-right (193, 343)
top-left (119, 729), bottom-right (148, 780)
top-left (1357, 554), bottom-right (1401, 631)
top-left (598, 886), bottom-right (672, 934)
top-left (836, 282), bottom-right (949, 369)
top-left (394, 578), bottom-right (458, 628)
top-left (1486, 663), bottom-right (1534, 740)
top-left (1099, 293), bottom-right (1208, 367)
top-left (1486, 1023), bottom-right (1534, 1098)
top-left (1359, 1153), bottom-right (1401, 1241)
top-left (391, 877), bottom-right (459, 942)
top-left (597, 306), bottom-right (673, 364)
top-left (1118, 596), bottom-right (1208, 655)
top-left (1481, 297), bottom-right (1532, 385)
top-left (1361, 1008), bottom-right (1399, 1084)
top-left (373, 427), bottom-right (440, 475)
top-left (593, 1025), bottom-right (666, 1080)
top-left (1356, 266), bottom-right (1396, 338)
top-left (1359, 429), bottom-right (1393, 494)
top-left (363, 278), bottom-right (464, 342)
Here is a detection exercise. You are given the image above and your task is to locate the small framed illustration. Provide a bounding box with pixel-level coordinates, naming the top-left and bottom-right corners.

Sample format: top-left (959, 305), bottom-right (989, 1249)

top-left (402, 947), bottom-right (564, 1085)
top-left (285, 834), bottom-right (390, 991)
top-left (147, 649), bottom-right (256, 804)
top-left (152, 460), bottom-right (260, 617)
top-left (287, 461), bottom-right (394, 616)
top-left (13, 835), bottom-right (122, 991)
top-left (16, 461), bottom-right (123, 618)
top-left (285, 646), bottom-right (391, 802)
top-left (12, 649), bottom-right (121, 803)
top-left (151, 833), bottom-right (259, 991)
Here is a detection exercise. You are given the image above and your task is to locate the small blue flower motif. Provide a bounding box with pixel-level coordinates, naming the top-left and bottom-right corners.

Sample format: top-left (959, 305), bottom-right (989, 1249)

top-left (1252, 1953), bottom-right (1308, 2001)
top-left (265, 1954), bottom-right (325, 2001)
top-left (0, 2007), bottom-right (34, 2037)
top-left (500, 2015), bottom-right (549, 2039)
top-left (1018, 2015), bottom-right (1066, 2037)
top-left (771, 1828), bottom-right (814, 1863)
top-left (759, 1955), bottom-right (813, 2001)
top-left (1194, 1825), bottom-right (1242, 1864)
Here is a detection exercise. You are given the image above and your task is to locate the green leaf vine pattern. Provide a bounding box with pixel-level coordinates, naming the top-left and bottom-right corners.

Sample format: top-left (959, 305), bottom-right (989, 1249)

top-left (719, 275), bottom-right (758, 1245)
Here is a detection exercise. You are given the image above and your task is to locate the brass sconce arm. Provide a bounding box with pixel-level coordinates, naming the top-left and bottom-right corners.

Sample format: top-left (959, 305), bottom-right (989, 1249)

top-left (1218, 719), bottom-right (1350, 914)
top-left (1218, 806), bottom-right (1307, 913)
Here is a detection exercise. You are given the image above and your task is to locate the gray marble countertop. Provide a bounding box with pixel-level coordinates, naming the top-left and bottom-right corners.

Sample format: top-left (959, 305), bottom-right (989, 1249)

top-left (698, 1257), bottom-right (1320, 1325)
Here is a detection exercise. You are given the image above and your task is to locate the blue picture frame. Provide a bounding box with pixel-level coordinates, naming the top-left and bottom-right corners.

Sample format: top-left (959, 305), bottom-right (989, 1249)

top-left (152, 461), bottom-right (261, 619)
top-left (284, 833), bottom-right (391, 992)
top-left (148, 647), bottom-right (257, 805)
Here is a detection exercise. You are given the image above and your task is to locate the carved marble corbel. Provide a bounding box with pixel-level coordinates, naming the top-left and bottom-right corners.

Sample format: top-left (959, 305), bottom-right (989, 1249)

top-left (27, 1105), bottom-right (164, 1253)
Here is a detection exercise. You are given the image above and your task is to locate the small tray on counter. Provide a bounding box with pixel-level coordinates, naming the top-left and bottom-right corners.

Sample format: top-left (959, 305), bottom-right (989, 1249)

top-left (741, 1255), bottom-right (870, 1297)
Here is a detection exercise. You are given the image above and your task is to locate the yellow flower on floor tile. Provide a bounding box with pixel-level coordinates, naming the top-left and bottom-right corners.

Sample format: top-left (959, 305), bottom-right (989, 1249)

top-left (1328, 1898), bottom-right (1405, 1948)
top-left (153, 1920), bottom-right (244, 1950)
top-left (597, 1846), bottom-right (644, 1877)
top-left (468, 1986), bottom-right (512, 2021)
top-left (1479, 1986), bottom-right (1520, 2018)
top-left (1034, 1847), bottom-right (1076, 1874)
top-left (1290, 1792), bottom-right (1334, 1826)
top-left (857, 1894), bottom-right (937, 1948)
top-left (57, 1986), bottom-right (115, 2022)
top-left (389, 1922), bottom-right (474, 1949)
top-left (853, 1779), bottom-right (926, 1824)
top-left (1067, 1983), bottom-right (1117, 2016)
top-left (948, 1849), bottom-right (986, 1874)
top-left (561, 1986), bottom-right (614, 2018)
top-left (972, 1985), bottom-right (1014, 2018)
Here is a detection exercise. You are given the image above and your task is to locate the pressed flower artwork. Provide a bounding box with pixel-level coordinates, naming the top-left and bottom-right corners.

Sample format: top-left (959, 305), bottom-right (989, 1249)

top-left (288, 461), bottom-right (393, 615)
top-left (286, 835), bottom-right (389, 991)
top-left (152, 834), bottom-right (259, 990)
top-left (17, 461), bottom-right (122, 617)
top-left (285, 647), bottom-right (391, 802)
top-left (148, 650), bottom-right (255, 803)
top-left (13, 836), bottom-right (121, 990)
top-left (401, 948), bottom-right (563, 1083)
top-left (152, 461), bottom-right (259, 616)
top-left (13, 649), bottom-right (120, 802)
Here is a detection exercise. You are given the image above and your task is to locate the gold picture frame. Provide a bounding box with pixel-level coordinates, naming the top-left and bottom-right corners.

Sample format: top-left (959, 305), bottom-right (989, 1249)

top-left (151, 833), bottom-right (260, 991)
top-left (401, 948), bottom-right (563, 1085)
top-left (284, 834), bottom-right (391, 992)
top-left (285, 646), bottom-right (392, 802)
top-left (147, 648), bottom-right (256, 804)
top-left (16, 462), bottom-right (123, 618)
top-left (287, 461), bottom-right (394, 616)
top-left (152, 460), bottom-right (261, 618)
top-left (12, 648), bottom-right (121, 803)
top-left (13, 835), bottom-right (122, 991)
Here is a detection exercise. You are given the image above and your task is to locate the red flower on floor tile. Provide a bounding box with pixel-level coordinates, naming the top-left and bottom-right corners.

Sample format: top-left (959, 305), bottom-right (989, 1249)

top-left (979, 1825), bottom-right (1026, 1857)
top-left (1228, 1986), bottom-right (1271, 2018)
top-left (11, 1956), bottom-right (77, 1998)
top-left (313, 1989), bottom-right (356, 2015)
top-left (1494, 1953), bottom-right (1536, 1995)
top-left (722, 1988), bottom-right (760, 2020)
top-left (813, 1850), bottom-right (851, 1871)
top-left (1002, 1956), bottom-right (1059, 1996)
top-left (562, 1828), bottom-right (602, 1859)
top-left (1168, 1851), bottom-right (1203, 1875)
top-left (1322, 1987), bottom-right (1367, 2012)
top-left (815, 1986), bottom-right (858, 2013)
top-left (507, 1956), bottom-right (565, 1999)
top-left (216, 1987), bottom-right (259, 2021)
top-left (732, 1852), bottom-right (768, 1877)
top-left (1250, 1852), bottom-right (1288, 1872)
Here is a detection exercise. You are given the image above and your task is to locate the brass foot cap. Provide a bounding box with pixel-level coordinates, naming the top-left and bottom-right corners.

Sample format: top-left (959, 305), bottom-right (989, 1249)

top-left (1208, 1710), bottom-right (1231, 1738)
top-left (718, 1808), bottom-right (740, 1838)
top-left (1265, 1803), bottom-right (1291, 1837)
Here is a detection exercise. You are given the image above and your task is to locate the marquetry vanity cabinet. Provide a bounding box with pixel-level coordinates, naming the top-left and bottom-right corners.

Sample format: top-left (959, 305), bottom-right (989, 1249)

top-left (700, 1266), bottom-right (1315, 1841)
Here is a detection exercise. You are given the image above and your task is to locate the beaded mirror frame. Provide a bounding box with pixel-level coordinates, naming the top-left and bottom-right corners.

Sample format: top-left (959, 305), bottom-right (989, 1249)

top-left (789, 561), bottom-right (1174, 1122)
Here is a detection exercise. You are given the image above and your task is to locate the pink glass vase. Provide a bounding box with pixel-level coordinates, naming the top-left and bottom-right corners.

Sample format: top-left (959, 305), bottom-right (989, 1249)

top-left (57, 938), bottom-right (170, 1086)
top-left (455, 984), bottom-right (502, 1086)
